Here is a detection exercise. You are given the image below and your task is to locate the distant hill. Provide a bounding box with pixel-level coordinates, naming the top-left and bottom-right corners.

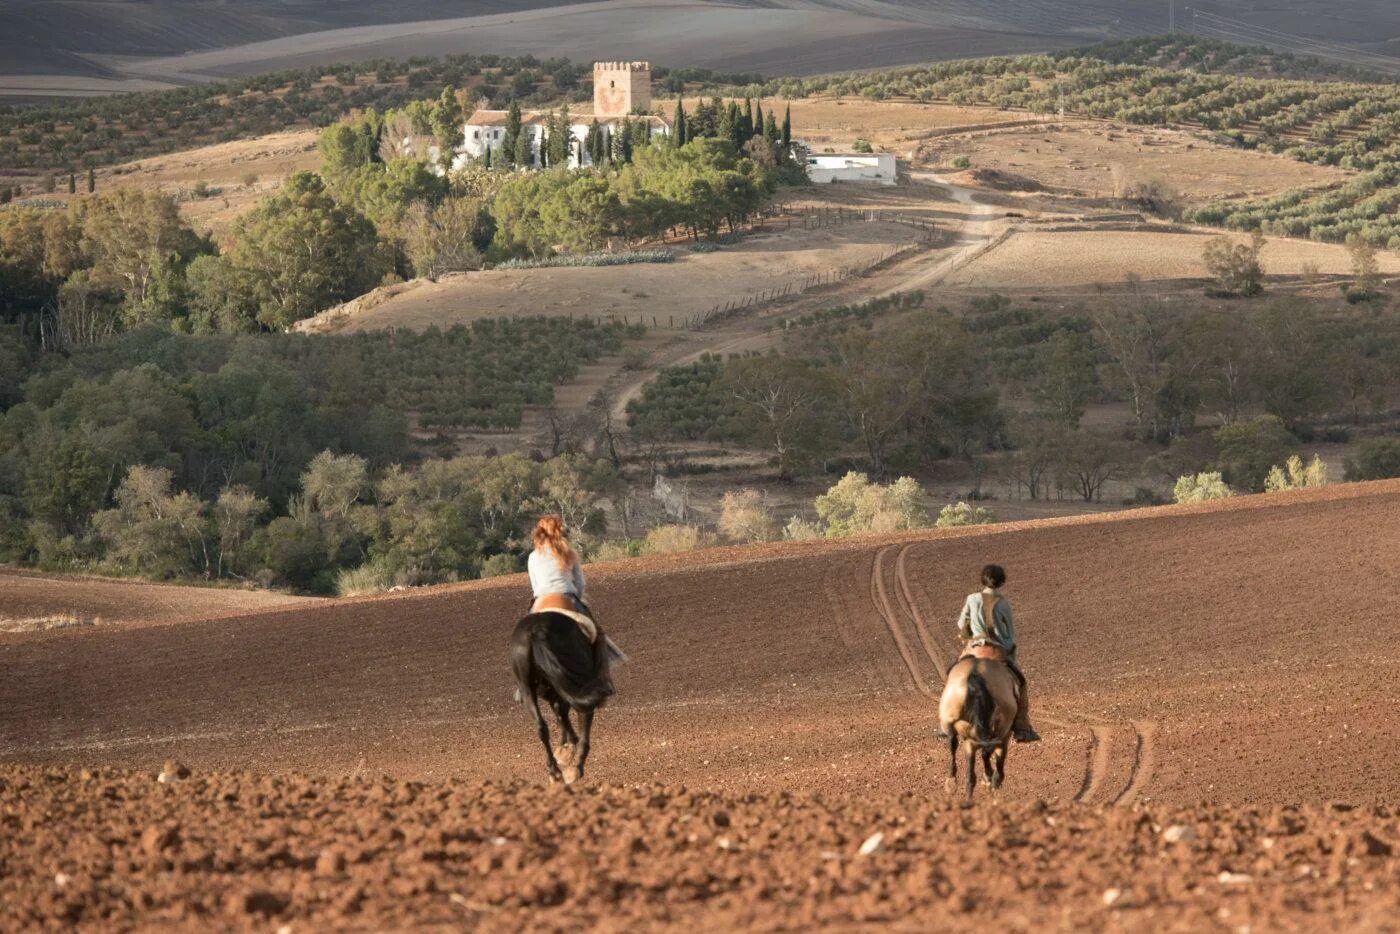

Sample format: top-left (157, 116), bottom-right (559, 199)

top-left (1, 0), bottom-right (1396, 101)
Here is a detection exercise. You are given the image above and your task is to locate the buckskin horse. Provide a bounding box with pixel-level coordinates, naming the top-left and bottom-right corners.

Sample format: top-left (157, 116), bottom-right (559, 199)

top-left (938, 647), bottom-right (1020, 803)
top-left (509, 603), bottom-right (615, 784)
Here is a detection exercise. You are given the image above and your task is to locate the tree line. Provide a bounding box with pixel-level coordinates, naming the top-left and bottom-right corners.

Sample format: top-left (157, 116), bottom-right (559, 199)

top-left (626, 292), bottom-right (1400, 498)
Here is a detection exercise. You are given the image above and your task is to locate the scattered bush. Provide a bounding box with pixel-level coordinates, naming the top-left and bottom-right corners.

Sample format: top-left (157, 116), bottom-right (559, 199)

top-left (951, 156), bottom-right (972, 169)
top-left (493, 249), bottom-right (674, 270)
top-left (1344, 437), bottom-right (1400, 481)
top-left (335, 555), bottom-right (400, 596)
top-left (1264, 454), bottom-right (1328, 492)
top-left (1203, 231), bottom-right (1266, 296)
top-left (718, 489), bottom-right (778, 543)
top-left (814, 472), bottom-right (929, 537)
top-left (934, 501), bottom-right (996, 528)
top-left (640, 524), bottom-right (706, 555)
top-left (852, 139), bottom-right (874, 153)
top-left (480, 552), bottom-right (522, 578)
top-left (1173, 472), bottom-right (1234, 504)
top-left (782, 516), bottom-right (823, 541)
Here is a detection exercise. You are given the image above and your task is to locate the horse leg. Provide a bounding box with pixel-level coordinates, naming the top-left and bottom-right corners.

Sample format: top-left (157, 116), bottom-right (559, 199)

top-left (992, 742), bottom-right (1008, 790)
top-left (964, 744), bottom-right (978, 804)
top-left (569, 707), bottom-right (596, 783)
top-left (944, 732), bottom-right (958, 795)
top-left (982, 746), bottom-right (995, 785)
top-left (529, 689), bottom-right (564, 782)
top-left (552, 700), bottom-right (579, 766)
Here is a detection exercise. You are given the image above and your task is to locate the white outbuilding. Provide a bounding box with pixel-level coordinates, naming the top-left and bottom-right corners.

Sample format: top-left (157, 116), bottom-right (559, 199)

top-left (805, 152), bottom-right (897, 185)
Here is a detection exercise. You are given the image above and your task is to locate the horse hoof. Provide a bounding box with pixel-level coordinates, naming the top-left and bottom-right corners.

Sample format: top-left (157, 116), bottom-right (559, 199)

top-left (554, 744), bottom-right (576, 766)
top-left (561, 764), bottom-right (581, 785)
top-left (943, 777), bottom-right (956, 796)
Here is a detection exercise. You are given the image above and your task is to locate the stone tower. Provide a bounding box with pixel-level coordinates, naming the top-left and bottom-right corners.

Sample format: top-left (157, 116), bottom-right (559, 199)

top-left (593, 61), bottom-right (652, 118)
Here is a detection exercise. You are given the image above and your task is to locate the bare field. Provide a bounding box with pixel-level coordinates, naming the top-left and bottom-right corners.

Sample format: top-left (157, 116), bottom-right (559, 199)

top-left (3, 483), bottom-right (1400, 928)
top-left (946, 228), bottom-right (1400, 288)
top-left (0, 568), bottom-right (315, 633)
top-left (298, 219), bottom-right (926, 334)
top-left (919, 121), bottom-right (1352, 203)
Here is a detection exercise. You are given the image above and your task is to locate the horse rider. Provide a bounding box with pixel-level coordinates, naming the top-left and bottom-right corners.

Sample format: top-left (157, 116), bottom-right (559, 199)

top-left (955, 563), bottom-right (1040, 743)
top-left (527, 514), bottom-right (592, 617)
top-left (527, 514), bottom-right (625, 662)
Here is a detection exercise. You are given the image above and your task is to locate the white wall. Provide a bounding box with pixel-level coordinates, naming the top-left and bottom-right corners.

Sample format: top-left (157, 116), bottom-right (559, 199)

top-left (806, 152), bottom-right (897, 185)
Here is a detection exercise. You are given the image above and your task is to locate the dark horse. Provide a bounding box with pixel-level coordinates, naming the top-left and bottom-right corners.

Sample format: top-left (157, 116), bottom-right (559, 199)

top-left (509, 612), bottom-right (614, 783)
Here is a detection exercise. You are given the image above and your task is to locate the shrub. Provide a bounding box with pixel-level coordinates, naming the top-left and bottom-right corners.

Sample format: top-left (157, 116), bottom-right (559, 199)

top-left (480, 552), bottom-right (522, 578)
top-left (951, 156), bottom-right (971, 169)
top-left (782, 516), bottom-right (823, 541)
top-left (852, 138), bottom-right (874, 153)
top-left (640, 524), bottom-right (705, 555)
top-left (1203, 231), bottom-right (1265, 296)
top-left (934, 501), bottom-right (996, 528)
top-left (718, 489), bottom-right (778, 543)
top-left (335, 555), bottom-right (400, 596)
top-left (1173, 472), bottom-right (1234, 504)
top-left (1344, 437), bottom-right (1400, 481)
top-left (1215, 416), bottom-right (1295, 492)
top-left (814, 472), bottom-right (929, 537)
top-left (590, 539), bottom-right (643, 562)
top-left (1264, 454), bottom-right (1328, 492)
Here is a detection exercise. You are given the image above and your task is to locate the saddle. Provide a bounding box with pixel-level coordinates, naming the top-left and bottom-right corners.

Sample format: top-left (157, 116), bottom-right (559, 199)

top-left (531, 593), bottom-right (597, 644)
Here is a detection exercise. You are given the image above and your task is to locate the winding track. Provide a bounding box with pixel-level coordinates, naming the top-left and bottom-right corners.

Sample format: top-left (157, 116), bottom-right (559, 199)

top-left (2, 481), bottom-right (1399, 805)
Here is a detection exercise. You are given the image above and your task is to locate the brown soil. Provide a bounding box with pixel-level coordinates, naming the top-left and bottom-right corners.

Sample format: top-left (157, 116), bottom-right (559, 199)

top-left (2, 481), bottom-right (1398, 927)
top-left (4, 766), bottom-right (1397, 932)
top-left (0, 567), bottom-right (315, 633)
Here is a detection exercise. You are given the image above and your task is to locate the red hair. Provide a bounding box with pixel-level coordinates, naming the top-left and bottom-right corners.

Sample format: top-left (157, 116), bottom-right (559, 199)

top-left (532, 514), bottom-right (576, 569)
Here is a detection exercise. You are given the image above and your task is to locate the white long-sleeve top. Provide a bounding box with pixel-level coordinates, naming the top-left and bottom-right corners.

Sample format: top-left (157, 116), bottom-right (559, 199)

top-left (527, 548), bottom-right (586, 600)
top-left (957, 588), bottom-right (1016, 652)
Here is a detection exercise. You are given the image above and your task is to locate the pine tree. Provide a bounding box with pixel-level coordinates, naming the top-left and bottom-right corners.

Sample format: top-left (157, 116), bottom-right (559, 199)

top-left (87, 167), bottom-right (95, 193)
top-left (782, 103), bottom-right (792, 149)
top-left (68, 172), bottom-right (76, 194)
top-left (673, 98), bottom-right (687, 146)
top-left (753, 100), bottom-right (764, 140)
top-left (502, 101), bottom-right (523, 167)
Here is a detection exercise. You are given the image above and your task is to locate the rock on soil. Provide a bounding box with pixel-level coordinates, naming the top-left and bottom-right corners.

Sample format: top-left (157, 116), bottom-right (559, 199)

top-left (2, 765), bottom-right (1398, 931)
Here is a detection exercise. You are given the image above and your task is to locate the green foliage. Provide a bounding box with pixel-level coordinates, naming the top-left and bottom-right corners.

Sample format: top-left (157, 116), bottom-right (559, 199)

top-left (718, 489), bottom-right (778, 543)
top-left (1215, 415), bottom-right (1296, 492)
top-left (815, 472), bottom-right (929, 536)
top-left (480, 552), bottom-right (522, 578)
top-left (1203, 231), bottom-right (1266, 296)
top-left (1344, 437), bottom-right (1400, 481)
top-left (935, 501), bottom-right (996, 527)
top-left (1173, 471), bottom-right (1234, 504)
top-left (493, 249), bottom-right (672, 270)
top-left (625, 357), bottom-right (746, 442)
top-left (1264, 454), bottom-right (1328, 492)
top-left (226, 171), bottom-right (387, 328)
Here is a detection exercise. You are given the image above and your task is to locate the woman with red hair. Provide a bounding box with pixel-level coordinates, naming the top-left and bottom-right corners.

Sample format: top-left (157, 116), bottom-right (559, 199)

top-left (527, 514), bottom-right (590, 615)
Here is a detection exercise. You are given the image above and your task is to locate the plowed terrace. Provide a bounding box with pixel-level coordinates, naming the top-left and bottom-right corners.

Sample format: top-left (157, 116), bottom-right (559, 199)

top-left (3, 481), bottom-right (1399, 929)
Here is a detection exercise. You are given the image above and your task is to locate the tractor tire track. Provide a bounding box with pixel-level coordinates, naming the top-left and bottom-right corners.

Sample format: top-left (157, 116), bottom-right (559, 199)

top-left (1073, 725), bottom-right (1113, 804)
top-left (894, 544), bottom-right (949, 684)
top-left (1112, 720), bottom-right (1158, 806)
top-left (870, 546), bottom-right (935, 696)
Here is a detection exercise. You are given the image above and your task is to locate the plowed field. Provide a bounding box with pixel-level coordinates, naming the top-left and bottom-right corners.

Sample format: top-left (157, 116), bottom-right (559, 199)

top-left (3, 480), bottom-right (1399, 929)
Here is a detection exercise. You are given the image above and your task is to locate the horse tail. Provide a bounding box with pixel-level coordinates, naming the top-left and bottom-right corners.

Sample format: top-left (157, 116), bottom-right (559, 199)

top-left (964, 670), bottom-right (998, 746)
top-left (531, 615), bottom-right (614, 709)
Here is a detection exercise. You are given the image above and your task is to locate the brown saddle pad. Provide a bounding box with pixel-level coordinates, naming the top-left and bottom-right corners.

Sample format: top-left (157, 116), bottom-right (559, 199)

top-left (962, 643), bottom-right (1008, 662)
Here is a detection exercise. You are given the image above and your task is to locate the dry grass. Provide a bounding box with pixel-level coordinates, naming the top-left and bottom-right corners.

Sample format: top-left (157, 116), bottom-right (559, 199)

top-left (0, 614), bottom-right (98, 634)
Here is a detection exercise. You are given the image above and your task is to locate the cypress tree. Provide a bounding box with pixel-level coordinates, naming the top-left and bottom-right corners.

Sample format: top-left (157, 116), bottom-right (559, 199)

top-left (673, 98), bottom-right (687, 146)
top-left (514, 126), bottom-right (532, 167)
top-left (502, 101), bottom-right (523, 167)
top-left (764, 111), bottom-right (779, 143)
top-left (68, 172), bottom-right (76, 194)
top-left (782, 103), bottom-right (792, 148)
top-left (484, 145), bottom-right (492, 168)
top-left (743, 97), bottom-right (754, 138)
top-left (87, 167), bottom-right (95, 193)
top-left (754, 100), bottom-right (764, 139)
top-left (0, 187), bottom-right (10, 205)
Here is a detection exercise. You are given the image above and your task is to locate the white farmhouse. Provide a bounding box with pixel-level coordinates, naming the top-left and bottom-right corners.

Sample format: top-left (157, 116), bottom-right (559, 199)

top-left (805, 152), bottom-right (897, 185)
top-left (456, 61), bottom-right (671, 169)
